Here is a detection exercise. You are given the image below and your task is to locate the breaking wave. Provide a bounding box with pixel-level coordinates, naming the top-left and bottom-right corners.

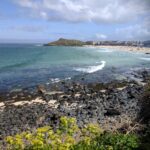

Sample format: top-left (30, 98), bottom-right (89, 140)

top-left (74, 61), bottom-right (106, 73)
top-left (140, 57), bottom-right (150, 61)
top-left (50, 78), bottom-right (60, 83)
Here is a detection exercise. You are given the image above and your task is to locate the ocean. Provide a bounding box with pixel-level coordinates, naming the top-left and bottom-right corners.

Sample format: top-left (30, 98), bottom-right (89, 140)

top-left (0, 44), bottom-right (150, 92)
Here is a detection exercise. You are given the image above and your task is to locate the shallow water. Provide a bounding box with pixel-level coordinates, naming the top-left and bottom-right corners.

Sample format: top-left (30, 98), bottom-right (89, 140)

top-left (0, 44), bottom-right (150, 91)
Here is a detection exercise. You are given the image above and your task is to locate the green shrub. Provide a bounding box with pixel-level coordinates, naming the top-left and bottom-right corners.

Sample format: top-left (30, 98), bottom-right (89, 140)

top-left (5, 117), bottom-right (139, 150)
top-left (73, 132), bottom-right (139, 150)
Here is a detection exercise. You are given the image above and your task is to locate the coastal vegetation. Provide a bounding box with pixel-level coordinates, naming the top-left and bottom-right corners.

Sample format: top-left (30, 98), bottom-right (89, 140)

top-left (5, 116), bottom-right (139, 150)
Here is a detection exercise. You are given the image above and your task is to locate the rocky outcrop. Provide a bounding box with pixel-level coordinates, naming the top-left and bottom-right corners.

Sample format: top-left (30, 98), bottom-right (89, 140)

top-left (0, 69), bottom-right (149, 141)
top-left (0, 80), bottom-right (145, 138)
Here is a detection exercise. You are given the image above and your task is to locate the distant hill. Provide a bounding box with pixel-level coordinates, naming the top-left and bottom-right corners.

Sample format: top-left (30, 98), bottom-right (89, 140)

top-left (44, 38), bottom-right (85, 46)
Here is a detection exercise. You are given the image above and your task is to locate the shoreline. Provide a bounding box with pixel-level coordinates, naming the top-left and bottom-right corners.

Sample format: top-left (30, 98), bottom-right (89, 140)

top-left (84, 45), bottom-right (150, 53)
top-left (0, 67), bottom-right (149, 103)
top-left (0, 68), bottom-right (150, 142)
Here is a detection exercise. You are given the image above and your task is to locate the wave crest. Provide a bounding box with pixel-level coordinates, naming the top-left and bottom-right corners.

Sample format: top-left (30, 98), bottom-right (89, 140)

top-left (140, 57), bottom-right (150, 61)
top-left (50, 78), bottom-right (60, 83)
top-left (74, 61), bottom-right (106, 73)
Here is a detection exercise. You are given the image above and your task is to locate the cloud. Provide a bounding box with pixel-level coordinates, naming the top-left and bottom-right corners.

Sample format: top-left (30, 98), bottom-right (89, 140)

top-left (13, 0), bottom-right (150, 23)
top-left (96, 33), bottom-right (107, 39)
top-left (8, 25), bottom-right (45, 32)
top-left (116, 18), bottom-right (150, 40)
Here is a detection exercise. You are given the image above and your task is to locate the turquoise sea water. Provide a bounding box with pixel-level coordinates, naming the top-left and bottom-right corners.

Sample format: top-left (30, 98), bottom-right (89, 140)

top-left (0, 44), bottom-right (150, 91)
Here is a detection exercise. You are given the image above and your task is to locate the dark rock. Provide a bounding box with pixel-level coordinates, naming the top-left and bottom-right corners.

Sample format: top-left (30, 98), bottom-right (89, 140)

top-left (61, 81), bottom-right (65, 84)
top-left (37, 85), bottom-right (46, 95)
top-left (104, 108), bottom-right (121, 116)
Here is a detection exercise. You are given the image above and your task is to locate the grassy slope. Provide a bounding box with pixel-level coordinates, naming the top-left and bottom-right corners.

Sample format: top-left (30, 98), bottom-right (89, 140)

top-left (45, 38), bottom-right (85, 46)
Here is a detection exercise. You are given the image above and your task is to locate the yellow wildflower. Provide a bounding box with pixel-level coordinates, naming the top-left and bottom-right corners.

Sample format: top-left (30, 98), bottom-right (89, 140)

top-left (37, 126), bottom-right (51, 133)
top-left (6, 136), bottom-right (14, 145)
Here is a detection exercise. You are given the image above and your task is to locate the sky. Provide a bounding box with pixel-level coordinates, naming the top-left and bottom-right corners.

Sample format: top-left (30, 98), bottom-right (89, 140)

top-left (0, 0), bottom-right (150, 43)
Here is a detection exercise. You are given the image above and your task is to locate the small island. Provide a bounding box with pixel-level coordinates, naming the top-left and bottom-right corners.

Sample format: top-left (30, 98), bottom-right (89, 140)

top-left (44, 38), bottom-right (86, 46)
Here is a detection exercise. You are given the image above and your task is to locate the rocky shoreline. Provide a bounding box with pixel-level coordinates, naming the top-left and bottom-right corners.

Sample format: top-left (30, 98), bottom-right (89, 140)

top-left (0, 69), bottom-right (150, 144)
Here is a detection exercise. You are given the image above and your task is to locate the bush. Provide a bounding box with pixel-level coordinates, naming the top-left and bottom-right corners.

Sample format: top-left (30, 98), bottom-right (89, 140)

top-left (5, 117), bottom-right (139, 150)
top-left (73, 133), bottom-right (139, 150)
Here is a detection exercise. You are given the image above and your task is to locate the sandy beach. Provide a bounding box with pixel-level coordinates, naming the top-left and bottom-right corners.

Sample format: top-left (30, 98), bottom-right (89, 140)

top-left (84, 45), bottom-right (150, 53)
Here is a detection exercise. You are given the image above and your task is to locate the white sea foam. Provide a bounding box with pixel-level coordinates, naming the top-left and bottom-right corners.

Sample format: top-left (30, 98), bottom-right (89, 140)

top-left (50, 77), bottom-right (71, 83)
top-left (139, 57), bottom-right (150, 61)
top-left (98, 49), bottom-right (113, 53)
top-left (50, 78), bottom-right (60, 83)
top-left (65, 77), bottom-right (71, 80)
top-left (74, 61), bottom-right (106, 73)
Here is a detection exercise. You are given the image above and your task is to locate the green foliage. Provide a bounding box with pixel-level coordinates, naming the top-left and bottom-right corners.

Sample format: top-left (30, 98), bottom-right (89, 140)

top-left (5, 117), bottom-right (139, 150)
top-left (45, 38), bottom-right (85, 46)
top-left (73, 132), bottom-right (139, 150)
